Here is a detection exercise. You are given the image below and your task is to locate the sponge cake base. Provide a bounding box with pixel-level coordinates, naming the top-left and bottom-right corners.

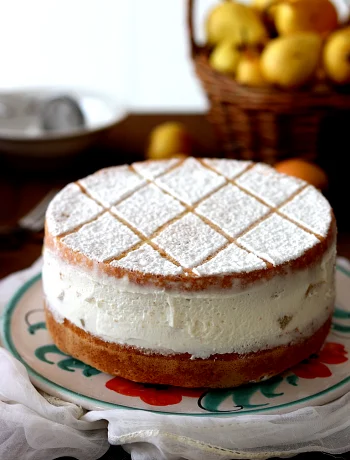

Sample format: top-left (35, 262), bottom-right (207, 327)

top-left (45, 305), bottom-right (332, 389)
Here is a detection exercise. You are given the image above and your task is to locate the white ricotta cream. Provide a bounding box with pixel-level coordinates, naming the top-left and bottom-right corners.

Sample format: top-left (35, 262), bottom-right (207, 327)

top-left (42, 245), bottom-right (335, 358)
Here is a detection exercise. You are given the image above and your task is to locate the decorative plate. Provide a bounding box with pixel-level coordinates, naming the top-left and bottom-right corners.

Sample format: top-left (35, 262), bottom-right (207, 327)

top-left (1, 264), bottom-right (350, 416)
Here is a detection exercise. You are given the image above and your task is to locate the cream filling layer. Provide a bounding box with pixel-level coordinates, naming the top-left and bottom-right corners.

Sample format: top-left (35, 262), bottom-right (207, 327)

top-left (42, 246), bottom-right (336, 358)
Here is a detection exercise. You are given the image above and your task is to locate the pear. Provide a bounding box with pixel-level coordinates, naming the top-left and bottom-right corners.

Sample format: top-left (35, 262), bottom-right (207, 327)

top-left (261, 32), bottom-right (323, 89)
top-left (146, 122), bottom-right (193, 160)
top-left (205, 1), bottom-right (268, 48)
top-left (274, 0), bottom-right (338, 37)
top-left (209, 41), bottom-right (241, 75)
top-left (323, 27), bottom-right (350, 85)
top-left (236, 53), bottom-right (268, 87)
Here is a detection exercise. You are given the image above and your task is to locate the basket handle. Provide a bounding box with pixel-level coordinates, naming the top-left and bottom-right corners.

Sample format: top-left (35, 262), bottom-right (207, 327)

top-left (187, 0), bottom-right (198, 57)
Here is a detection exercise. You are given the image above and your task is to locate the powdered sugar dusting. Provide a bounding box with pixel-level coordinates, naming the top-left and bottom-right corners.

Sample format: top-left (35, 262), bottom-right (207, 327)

top-left (203, 158), bottom-right (251, 179)
top-left (236, 163), bottom-right (305, 207)
top-left (62, 212), bottom-right (140, 262)
top-left (153, 213), bottom-right (227, 268)
top-left (237, 214), bottom-right (319, 266)
top-left (46, 183), bottom-right (103, 237)
top-left (48, 158), bottom-right (332, 277)
top-left (111, 244), bottom-right (183, 275)
top-left (132, 158), bottom-right (180, 180)
top-left (155, 157), bottom-right (225, 205)
top-left (279, 186), bottom-right (332, 237)
top-left (112, 184), bottom-right (184, 237)
top-left (79, 166), bottom-right (145, 207)
top-left (196, 184), bottom-right (270, 238)
top-left (194, 243), bottom-right (266, 275)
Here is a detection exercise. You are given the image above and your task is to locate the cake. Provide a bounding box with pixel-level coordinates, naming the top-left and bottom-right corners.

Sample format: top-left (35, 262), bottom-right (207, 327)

top-left (42, 157), bottom-right (336, 388)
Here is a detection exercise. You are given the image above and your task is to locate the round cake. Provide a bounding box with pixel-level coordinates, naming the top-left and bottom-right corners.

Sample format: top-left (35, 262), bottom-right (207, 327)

top-left (42, 157), bottom-right (336, 388)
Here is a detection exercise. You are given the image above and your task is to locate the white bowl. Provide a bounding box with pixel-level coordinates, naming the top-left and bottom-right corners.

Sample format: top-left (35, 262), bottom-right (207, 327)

top-left (0, 87), bottom-right (127, 159)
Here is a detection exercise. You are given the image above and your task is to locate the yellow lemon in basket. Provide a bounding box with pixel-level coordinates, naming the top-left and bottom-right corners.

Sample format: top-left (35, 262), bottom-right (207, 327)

top-left (274, 0), bottom-right (338, 37)
top-left (209, 41), bottom-right (241, 75)
top-left (252, 0), bottom-right (276, 12)
top-left (236, 52), bottom-right (268, 87)
top-left (261, 32), bottom-right (322, 89)
top-left (146, 122), bottom-right (192, 160)
top-left (323, 27), bottom-right (350, 85)
top-left (205, 1), bottom-right (268, 48)
top-left (251, 0), bottom-right (278, 38)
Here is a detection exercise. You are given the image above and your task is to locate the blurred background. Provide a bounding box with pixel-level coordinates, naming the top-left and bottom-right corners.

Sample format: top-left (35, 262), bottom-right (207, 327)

top-left (0, 0), bottom-right (347, 110)
top-left (0, 0), bottom-right (212, 112)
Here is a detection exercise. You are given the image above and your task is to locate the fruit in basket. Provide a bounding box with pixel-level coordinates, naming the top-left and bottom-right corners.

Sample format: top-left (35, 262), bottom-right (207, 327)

top-left (146, 122), bottom-right (192, 160)
top-left (273, 0), bottom-right (338, 37)
top-left (206, 1), bottom-right (268, 48)
top-left (236, 52), bottom-right (268, 86)
top-left (274, 158), bottom-right (328, 190)
top-left (323, 27), bottom-right (350, 85)
top-left (260, 32), bottom-right (322, 88)
top-left (209, 41), bottom-right (241, 75)
top-left (251, 0), bottom-right (278, 38)
top-left (251, 0), bottom-right (276, 11)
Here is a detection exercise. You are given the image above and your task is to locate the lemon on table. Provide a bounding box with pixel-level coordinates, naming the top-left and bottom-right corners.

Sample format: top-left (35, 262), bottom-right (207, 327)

top-left (146, 122), bottom-right (192, 160)
top-left (274, 158), bottom-right (328, 190)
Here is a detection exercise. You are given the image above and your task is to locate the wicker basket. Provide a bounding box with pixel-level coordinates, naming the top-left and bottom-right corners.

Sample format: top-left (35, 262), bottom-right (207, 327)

top-left (187, 0), bottom-right (350, 164)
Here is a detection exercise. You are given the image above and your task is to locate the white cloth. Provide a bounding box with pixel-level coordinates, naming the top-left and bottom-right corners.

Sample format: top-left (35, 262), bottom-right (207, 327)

top-left (1, 258), bottom-right (350, 460)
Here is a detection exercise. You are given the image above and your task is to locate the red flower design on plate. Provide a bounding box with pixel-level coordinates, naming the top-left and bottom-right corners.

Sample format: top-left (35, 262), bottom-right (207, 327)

top-left (291, 342), bottom-right (348, 379)
top-left (105, 376), bottom-right (204, 406)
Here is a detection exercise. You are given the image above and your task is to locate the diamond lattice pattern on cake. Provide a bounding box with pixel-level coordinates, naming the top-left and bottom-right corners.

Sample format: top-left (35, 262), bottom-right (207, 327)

top-left (46, 158), bottom-right (332, 274)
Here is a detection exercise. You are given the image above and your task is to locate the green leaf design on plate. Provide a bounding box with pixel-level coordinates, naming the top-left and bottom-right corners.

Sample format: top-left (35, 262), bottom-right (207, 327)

top-left (258, 375), bottom-right (284, 399)
top-left (332, 306), bottom-right (350, 334)
top-left (333, 323), bottom-right (350, 333)
top-left (57, 357), bottom-right (101, 377)
top-left (35, 344), bottom-right (67, 364)
top-left (28, 322), bottom-right (47, 335)
top-left (199, 375), bottom-right (284, 412)
top-left (334, 307), bottom-right (350, 320)
top-left (286, 374), bottom-right (299, 386)
top-left (25, 309), bottom-right (47, 335)
top-left (35, 344), bottom-right (101, 377)
top-left (199, 389), bottom-right (244, 412)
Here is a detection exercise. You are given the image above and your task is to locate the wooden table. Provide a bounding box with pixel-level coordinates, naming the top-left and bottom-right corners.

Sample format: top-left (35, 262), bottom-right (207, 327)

top-left (1, 114), bottom-right (349, 460)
